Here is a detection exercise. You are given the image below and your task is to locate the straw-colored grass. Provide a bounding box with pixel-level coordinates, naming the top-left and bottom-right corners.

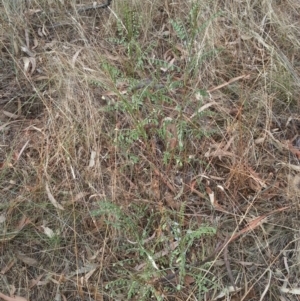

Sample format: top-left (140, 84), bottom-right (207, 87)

top-left (1, 0), bottom-right (300, 300)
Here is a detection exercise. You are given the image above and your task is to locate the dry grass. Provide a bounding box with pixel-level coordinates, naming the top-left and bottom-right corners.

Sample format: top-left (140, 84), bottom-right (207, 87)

top-left (1, 0), bottom-right (300, 300)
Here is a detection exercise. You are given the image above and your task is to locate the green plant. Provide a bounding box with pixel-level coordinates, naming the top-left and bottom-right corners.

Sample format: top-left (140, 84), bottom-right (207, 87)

top-left (91, 199), bottom-right (216, 300)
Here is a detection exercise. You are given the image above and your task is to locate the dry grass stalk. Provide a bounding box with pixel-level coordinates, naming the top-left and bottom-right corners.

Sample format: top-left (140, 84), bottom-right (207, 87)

top-left (0, 0), bottom-right (300, 300)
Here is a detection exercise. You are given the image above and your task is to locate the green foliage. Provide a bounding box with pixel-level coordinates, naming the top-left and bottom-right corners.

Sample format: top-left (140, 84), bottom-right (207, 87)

top-left (170, 8), bottom-right (222, 77)
top-left (91, 198), bottom-right (216, 300)
top-left (117, 5), bottom-right (140, 42)
top-left (92, 3), bottom-right (220, 164)
top-left (91, 200), bottom-right (139, 234)
top-left (97, 1), bottom-right (140, 46)
top-left (100, 61), bottom-right (121, 83)
top-left (183, 226), bottom-right (216, 250)
top-left (113, 89), bottom-right (217, 165)
top-left (81, 4), bottom-right (220, 296)
top-left (176, 224), bottom-right (216, 287)
top-left (170, 19), bottom-right (188, 43)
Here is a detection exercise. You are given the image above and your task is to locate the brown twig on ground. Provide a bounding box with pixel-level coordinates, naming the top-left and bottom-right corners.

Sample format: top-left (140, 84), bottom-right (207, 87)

top-left (224, 242), bottom-right (236, 290)
top-left (207, 74), bottom-right (250, 93)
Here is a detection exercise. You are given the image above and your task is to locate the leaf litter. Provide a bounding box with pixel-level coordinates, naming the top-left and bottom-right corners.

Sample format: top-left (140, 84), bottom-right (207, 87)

top-left (1, 0), bottom-right (300, 300)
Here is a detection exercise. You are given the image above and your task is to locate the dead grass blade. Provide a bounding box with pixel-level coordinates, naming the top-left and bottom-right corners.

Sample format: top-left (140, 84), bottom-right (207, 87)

top-left (0, 292), bottom-right (27, 301)
top-left (0, 259), bottom-right (16, 275)
top-left (0, 121), bottom-right (24, 132)
top-left (208, 74), bottom-right (250, 93)
top-left (228, 207), bottom-right (289, 244)
top-left (45, 183), bottom-right (64, 210)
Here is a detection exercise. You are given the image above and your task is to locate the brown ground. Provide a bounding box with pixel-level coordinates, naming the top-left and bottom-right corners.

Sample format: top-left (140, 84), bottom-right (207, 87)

top-left (1, 0), bottom-right (300, 300)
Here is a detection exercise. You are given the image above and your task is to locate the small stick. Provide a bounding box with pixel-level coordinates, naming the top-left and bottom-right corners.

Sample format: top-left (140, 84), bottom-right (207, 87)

top-left (208, 74), bottom-right (250, 93)
top-left (224, 243), bottom-right (236, 290)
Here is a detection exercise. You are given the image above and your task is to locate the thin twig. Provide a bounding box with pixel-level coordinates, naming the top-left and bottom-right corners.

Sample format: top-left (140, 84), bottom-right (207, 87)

top-left (224, 243), bottom-right (236, 290)
top-left (207, 74), bottom-right (250, 93)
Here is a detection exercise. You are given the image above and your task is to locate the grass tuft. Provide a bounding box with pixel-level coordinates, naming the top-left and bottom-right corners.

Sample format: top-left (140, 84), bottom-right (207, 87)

top-left (1, 0), bottom-right (300, 300)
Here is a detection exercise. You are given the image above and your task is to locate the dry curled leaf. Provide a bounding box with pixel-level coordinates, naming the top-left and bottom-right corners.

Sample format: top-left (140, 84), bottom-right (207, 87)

top-left (89, 150), bottom-right (97, 168)
top-left (41, 226), bottom-right (55, 238)
top-left (206, 186), bottom-right (215, 206)
top-left (164, 191), bottom-right (180, 209)
top-left (288, 140), bottom-right (300, 158)
top-left (16, 252), bottom-right (38, 266)
top-left (22, 57), bottom-right (36, 74)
